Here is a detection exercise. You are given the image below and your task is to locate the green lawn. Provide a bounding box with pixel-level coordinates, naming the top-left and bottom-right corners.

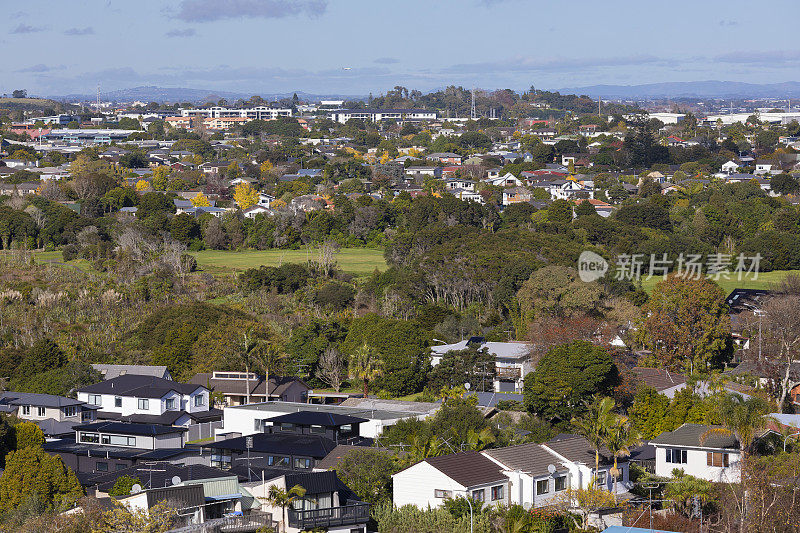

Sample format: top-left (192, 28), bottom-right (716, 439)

top-left (189, 248), bottom-right (387, 276)
top-left (639, 270), bottom-right (800, 294)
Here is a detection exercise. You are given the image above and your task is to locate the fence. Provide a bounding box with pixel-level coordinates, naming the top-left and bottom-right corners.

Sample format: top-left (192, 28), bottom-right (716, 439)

top-left (186, 421), bottom-right (223, 442)
top-left (168, 511), bottom-right (274, 533)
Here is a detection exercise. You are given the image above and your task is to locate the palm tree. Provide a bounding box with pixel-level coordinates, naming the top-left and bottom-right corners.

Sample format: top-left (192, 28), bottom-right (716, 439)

top-left (238, 330), bottom-right (262, 405)
top-left (255, 344), bottom-right (288, 402)
top-left (604, 415), bottom-right (641, 501)
top-left (701, 392), bottom-right (771, 533)
top-left (267, 484), bottom-right (306, 533)
top-left (348, 343), bottom-right (383, 398)
top-left (571, 396), bottom-right (616, 486)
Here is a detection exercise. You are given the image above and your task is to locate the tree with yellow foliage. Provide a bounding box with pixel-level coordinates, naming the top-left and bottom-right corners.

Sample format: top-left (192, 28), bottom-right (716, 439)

top-left (260, 160), bottom-right (274, 178)
top-left (191, 192), bottom-right (211, 207)
top-left (152, 165), bottom-right (170, 191)
top-left (135, 180), bottom-right (150, 192)
top-left (233, 182), bottom-right (259, 209)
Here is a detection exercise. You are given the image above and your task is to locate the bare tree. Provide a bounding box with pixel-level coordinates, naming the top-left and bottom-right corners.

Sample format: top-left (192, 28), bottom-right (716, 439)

top-left (317, 240), bottom-right (340, 277)
top-left (316, 346), bottom-right (346, 392)
top-left (751, 295), bottom-right (800, 408)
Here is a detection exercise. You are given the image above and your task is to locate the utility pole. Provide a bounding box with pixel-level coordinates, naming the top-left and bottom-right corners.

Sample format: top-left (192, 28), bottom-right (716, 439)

top-left (470, 87), bottom-right (477, 120)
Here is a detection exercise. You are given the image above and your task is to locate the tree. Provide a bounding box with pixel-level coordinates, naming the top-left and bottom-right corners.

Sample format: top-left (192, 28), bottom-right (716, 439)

top-left (191, 191), bottom-right (210, 207)
top-left (108, 475), bottom-right (141, 498)
top-left (15, 422), bottom-right (44, 449)
top-left (571, 396), bottom-right (616, 483)
top-left (524, 341), bottom-right (619, 421)
top-left (546, 199), bottom-right (573, 225)
top-left (0, 445), bottom-right (83, 514)
top-left (604, 415), bottom-right (640, 500)
top-left (268, 484), bottom-right (306, 533)
top-left (234, 182), bottom-right (259, 209)
top-left (641, 275), bottom-right (732, 373)
top-left (770, 173), bottom-right (799, 195)
top-left (315, 346), bottom-right (346, 392)
top-left (554, 486), bottom-right (616, 530)
top-left (348, 343), bottom-right (383, 398)
top-left (151, 166), bottom-right (170, 190)
top-left (12, 89), bottom-right (27, 99)
top-left (95, 500), bottom-right (179, 533)
top-left (335, 448), bottom-right (397, 505)
top-left (135, 179), bottom-right (150, 192)
top-left (757, 295), bottom-right (800, 409)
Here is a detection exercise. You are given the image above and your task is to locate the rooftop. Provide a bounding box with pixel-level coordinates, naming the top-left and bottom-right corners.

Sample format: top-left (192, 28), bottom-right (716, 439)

top-left (226, 401), bottom-right (416, 421)
top-left (650, 423), bottom-right (738, 450)
top-left (423, 451), bottom-right (507, 487)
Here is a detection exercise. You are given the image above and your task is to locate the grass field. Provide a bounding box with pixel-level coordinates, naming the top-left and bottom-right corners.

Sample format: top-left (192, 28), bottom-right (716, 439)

top-left (639, 269), bottom-right (800, 294)
top-left (189, 248), bottom-right (387, 276)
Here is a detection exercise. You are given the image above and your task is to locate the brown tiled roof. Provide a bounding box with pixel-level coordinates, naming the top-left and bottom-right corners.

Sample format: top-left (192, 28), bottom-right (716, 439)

top-left (483, 443), bottom-right (568, 478)
top-left (631, 367), bottom-right (687, 391)
top-left (425, 451), bottom-right (506, 487)
top-left (543, 435), bottom-right (614, 466)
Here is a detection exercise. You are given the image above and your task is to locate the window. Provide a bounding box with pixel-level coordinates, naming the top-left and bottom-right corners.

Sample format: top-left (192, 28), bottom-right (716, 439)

top-left (165, 398), bottom-right (176, 410)
top-left (472, 489), bottom-right (485, 502)
top-left (88, 395), bottom-right (101, 406)
top-left (434, 489), bottom-right (452, 499)
top-left (101, 435), bottom-right (136, 446)
top-left (114, 397), bottom-right (122, 408)
top-left (194, 394), bottom-right (205, 407)
top-left (21, 406), bottom-right (30, 416)
top-left (116, 463), bottom-right (127, 471)
top-left (64, 406), bottom-right (77, 417)
top-left (555, 476), bottom-right (567, 492)
top-left (80, 433), bottom-right (99, 444)
top-left (340, 424), bottom-right (353, 433)
top-left (279, 423), bottom-right (295, 432)
top-left (491, 485), bottom-right (504, 501)
top-left (294, 457), bottom-right (312, 469)
top-left (137, 398), bottom-right (149, 410)
top-left (37, 407), bottom-right (45, 417)
top-left (596, 471), bottom-right (607, 486)
top-left (666, 448), bottom-right (687, 464)
top-left (268, 456), bottom-right (290, 468)
top-left (707, 452), bottom-right (730, 467)
top-left (310, 425), bottom-right (326, 434)
top-left (82, 411), bottom-right (94, 422)
top-left (95, 462), bottom-right (108, 472)
top-left (536, 479), bottom-right (549, 495)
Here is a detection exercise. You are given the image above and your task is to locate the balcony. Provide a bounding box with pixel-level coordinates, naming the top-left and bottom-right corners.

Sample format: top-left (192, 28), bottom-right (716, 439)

top-left (287, 502), bottom-right (370, 530)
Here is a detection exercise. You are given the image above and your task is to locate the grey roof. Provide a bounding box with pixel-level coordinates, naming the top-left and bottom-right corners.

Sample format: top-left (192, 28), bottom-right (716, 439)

top-left (630, 367), bottom-right (687, 391)
top-left (35, 418), bottom-right (80, 437)
top-left (483, 443), bottom-right (568, 478)
top-left (465, 392), bottom-right (523, 408)
top-left (228, 401), bottom-right (416, 421)
top-left (0, 391), bottom-right (85, 409)
top-left (650, 423), bottom-right (738, 450)
top-left (338, 397), bottom-right (440, 415)
top-left (423, 451), bottom-right (507, 487)
top-left (543, 435), bottom-right (614, 466)
top-left (314, 444), bottom-right (384, 470)
top-left (79, 375), bottom-right (202, 399)
top-left (86, 462), bottom-right (233, 491)
top-left (431, 340), bottom-right (530, 360)
top-left (92, 364), bottom-right (170, 381)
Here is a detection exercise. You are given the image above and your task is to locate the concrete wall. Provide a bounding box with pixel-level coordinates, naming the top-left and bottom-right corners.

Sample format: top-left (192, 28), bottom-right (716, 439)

top-left (654, 445), bottom-right (740, 482)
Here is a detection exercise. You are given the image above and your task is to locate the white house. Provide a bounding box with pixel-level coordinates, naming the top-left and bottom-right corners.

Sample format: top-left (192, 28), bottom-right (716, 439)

top-left (77, 375), bottom-right (210, 424)
top-left (394, 435), bottom-right (630, 510)
top-left (720, 160), bottom-right (740, 175)
top-left (243, 205), bottom-right (274, 219)
top-left (650, 423), bottom-right (740, 483)
top-left (485, 173), bottom-right (522, 187)
top-left (431, 339), bottom-right (532, 392)
top-left (442, 178), bottom-right (475, 191)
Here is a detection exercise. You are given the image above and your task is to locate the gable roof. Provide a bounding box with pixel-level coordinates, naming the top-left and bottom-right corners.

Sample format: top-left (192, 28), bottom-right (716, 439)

top-left (483, 443), bottom-right (568, 478)
top-left (543, 434), bottom-right (614, 466)
top-left (78, 375), bottom-right (203, 399)
top-left (92, 364), bottom-right (170, 381)
top-left (423, 451), bottom-right (507, 487)
top-left (0, 391), bottom-right (85, 409)
top-left (630, 367), bottom-right (687, 392)
top-left (650, 423), bottom-right (738, 449)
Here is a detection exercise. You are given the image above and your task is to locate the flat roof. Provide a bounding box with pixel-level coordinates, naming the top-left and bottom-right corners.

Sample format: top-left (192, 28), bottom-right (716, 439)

top-left (227, 401), bottom-right (417, 421)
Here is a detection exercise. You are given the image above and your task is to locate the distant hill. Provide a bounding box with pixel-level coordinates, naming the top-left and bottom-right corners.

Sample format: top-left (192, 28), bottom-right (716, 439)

top-left (53, 85), bottom-right (365, 104)
top-left (558, 81), bottom-right (800, 99)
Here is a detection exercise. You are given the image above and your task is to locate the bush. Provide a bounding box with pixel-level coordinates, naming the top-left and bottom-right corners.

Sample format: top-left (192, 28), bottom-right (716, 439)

top-left (313, 281), bottom-right (355, 310)
top-left (61, 244), bottom-right (79, 262)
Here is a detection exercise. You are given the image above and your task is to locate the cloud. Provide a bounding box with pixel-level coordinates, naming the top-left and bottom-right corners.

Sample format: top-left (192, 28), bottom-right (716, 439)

top-left (16, 64), bottom-right (65, 73)
top-left (166, 28), bottom-right (196, 38)
top-left (714, 50), bottom-right (800, 65)
top-left (441, 54), bottom-right (669, 75)
top-left (718, 20), bottom-right (738, 27)
top-left (374, 57), bottom-right (399, 64)
top-left (174, 0), bottom-right (327, 22)
top-left (64, 26), bottom-right (94, 36)
top-left (10, 11), bottom-right (26, 19)
top-left (11, 23), bottom-right (45, 34)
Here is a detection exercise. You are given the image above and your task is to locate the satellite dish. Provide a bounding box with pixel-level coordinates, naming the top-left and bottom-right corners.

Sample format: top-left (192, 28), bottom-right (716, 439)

top-left (171, 476), bottom-right (182, 486)
top-left (130, 484), bottom-right (142, 494)
top-left (547, 464), bottom-right (556, 475)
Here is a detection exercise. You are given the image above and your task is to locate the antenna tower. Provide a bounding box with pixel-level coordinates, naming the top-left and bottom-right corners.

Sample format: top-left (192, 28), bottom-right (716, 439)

top-left (470, 87), bottom-right (477, 120)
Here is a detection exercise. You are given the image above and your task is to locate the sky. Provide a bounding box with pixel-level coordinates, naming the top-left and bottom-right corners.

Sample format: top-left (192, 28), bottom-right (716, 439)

top-left (4, 0), bottom-right (800, 98)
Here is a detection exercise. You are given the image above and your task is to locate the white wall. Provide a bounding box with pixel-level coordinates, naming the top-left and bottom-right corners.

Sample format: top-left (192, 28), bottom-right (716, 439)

top-left (393, 462), bottom-right (467, 509)
top-left (654, 445), bottom-right (740, 483)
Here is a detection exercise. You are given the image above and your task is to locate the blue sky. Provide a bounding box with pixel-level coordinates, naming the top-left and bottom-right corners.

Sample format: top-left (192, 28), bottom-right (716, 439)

top-left (4, 0), bottom-right (800, 97)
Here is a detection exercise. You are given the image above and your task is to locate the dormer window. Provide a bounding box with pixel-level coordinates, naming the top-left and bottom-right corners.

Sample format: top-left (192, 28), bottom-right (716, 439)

top-left (165, 398), bottom-right (176, 410)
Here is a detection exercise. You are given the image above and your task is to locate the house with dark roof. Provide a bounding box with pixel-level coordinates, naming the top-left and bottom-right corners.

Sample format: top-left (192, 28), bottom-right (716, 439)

top-left (261, 411), bottom-right (367, 443)
top-left (189, 372), bottom-right (309, 406)
top-left (92, 364), bottom-right (172, 381)
top-left (77, 375), bottom-right (212, 425)
top-left (629, 367), bottom-right (687, 398)
top-left (245, 469), bottom-right (369, 533)
top-left (393, 451), bottom-right (510, 509)
top-left (85, 461), bottom-right (232, 492)
top-left (0, 391), bottom-right (96, 436)
top-left (201, 432), bottom-right (340, 472)
top-left (650, 423), bottom-right (740, 482)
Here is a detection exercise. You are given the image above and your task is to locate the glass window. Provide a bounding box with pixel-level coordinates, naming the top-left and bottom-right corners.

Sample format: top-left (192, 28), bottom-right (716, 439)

top-left (491, 485), bottom-right (504, 501)
top-left (666, 448), bottom-right (687, 464)
top-left (137, 398), bottom-right (149, 410)
top-left (80, 433), bottom-right (99, 444)
top-left (95, 462), bottom-right (108, 472)
top-left (472, 489), bottom-right (485, 502)
top-left (88, 395), bottom-right (101, 406)
top-left (165, 398), bottom-right (176, 410)
top-left (116, 463), bottom-right (127, 471)
top-left (280, 423), bottom-right (294, 432)
top-left (536, 479), bottom-right (549, 495)
top-left (114, 397), bottom-right (122, 408)
top-left (194, 395), bottom-right (205, 407)
top-left (340, 424), bottom-right (352, 433)
top-left (310, 425), bottom-right (326, 434)
top-left (64, 406), bottom-right (77, 417)
top-left (21, 406), bottom-right (30, 416)
top-left (434, 489), bottom-right (452, 499)
top-left (555, 476), bottom-right (567, 492)
top-left (294, 457), bottom-right (312, 469)
top-left (37, 407), bottom-right (46, 417)
top-left (597, 471), bottom-right (607, 486)
top-left (707, 452), bottom-right (730, 467)
top-left (268, 456), bottom-right (290, 468)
